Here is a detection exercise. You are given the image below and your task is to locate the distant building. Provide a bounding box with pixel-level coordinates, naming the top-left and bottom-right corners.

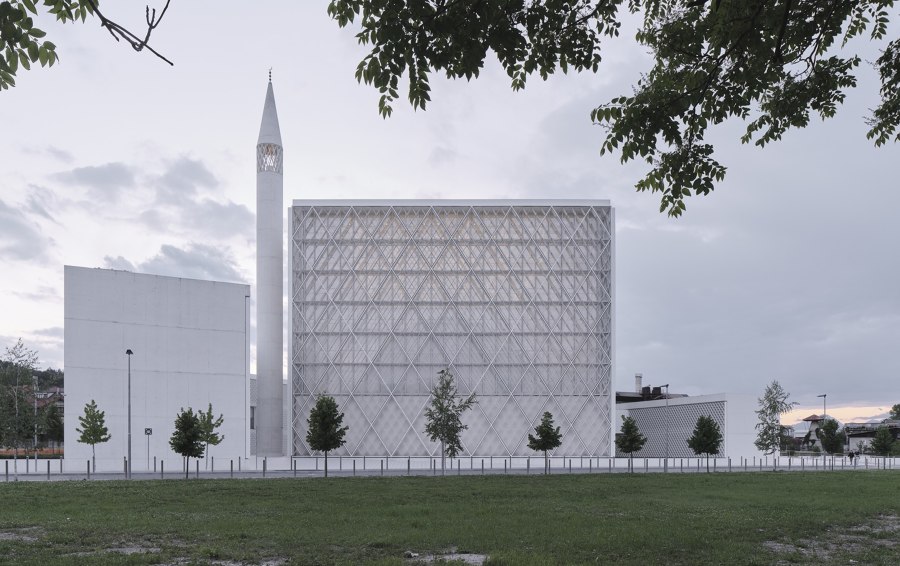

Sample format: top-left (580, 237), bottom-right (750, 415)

top-left (615, 374), bottom-right (763, 459)
top-left (845, 420), bottom-right (900, 453)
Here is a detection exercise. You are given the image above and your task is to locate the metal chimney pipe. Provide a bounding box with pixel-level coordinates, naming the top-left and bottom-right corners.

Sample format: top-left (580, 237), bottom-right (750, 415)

top-left (635, 373), bottom-right (643, 394)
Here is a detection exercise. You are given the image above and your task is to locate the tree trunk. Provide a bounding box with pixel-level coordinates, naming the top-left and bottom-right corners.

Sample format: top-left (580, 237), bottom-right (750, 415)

top-left (706, 454), bottom-right (709, 473)
top-left (185, 456), bottom-right (189, 479)
top-left (544, 450), bottom-right (548, 475)
top-left (441, 441), bottom-right (445, 476)
top-left (325, 450), bottom-right (329, 478)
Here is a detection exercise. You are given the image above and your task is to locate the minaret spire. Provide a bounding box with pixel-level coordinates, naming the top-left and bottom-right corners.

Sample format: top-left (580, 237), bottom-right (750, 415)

top-left (255, 77), bottom-right (284, 456)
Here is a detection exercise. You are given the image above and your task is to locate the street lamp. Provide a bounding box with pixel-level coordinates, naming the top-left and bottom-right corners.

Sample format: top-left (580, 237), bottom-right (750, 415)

top-left (662, 383), bottom-right (670, 472)
top-left (126, 349), bottom-right (133, 479)
top-left (817, 393), bottom-right (827, 422)
top-left (33, 374), bottom-right (38, 466)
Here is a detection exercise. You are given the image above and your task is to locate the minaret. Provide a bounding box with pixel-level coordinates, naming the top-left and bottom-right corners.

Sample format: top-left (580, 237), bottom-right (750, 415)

top-left (256, 73), bottom-right (283, 455)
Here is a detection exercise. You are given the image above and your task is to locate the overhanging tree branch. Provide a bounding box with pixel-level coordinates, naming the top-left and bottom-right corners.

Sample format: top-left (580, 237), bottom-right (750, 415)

top-left (84, 0), bottom-right (174, 66)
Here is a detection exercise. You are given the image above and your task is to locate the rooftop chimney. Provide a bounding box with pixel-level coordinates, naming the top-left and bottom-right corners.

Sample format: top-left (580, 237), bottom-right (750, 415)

top-left (635, 373), bottom-right (643, 394)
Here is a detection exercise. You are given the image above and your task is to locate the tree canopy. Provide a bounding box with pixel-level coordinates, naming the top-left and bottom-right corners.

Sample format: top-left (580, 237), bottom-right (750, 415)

top-left (198, 402), bottom-right (225, 468)
top-left (870, 425), bottom-right (895, 456)
top-left (687, 415), bottom-right (722, 472)
top-left (306, 395), bottom-right (349, 477)
top-left (615, 415), bottom-right (646, 471)
top-left (818, 417), bottom-right (844, 454)
top-left (170, 407), bottom-right (204, 478)
top-left (527, 411), bottom-right (562, 474)
top-left (76, 399), bottom-right (111, 471)
top-left (754, 380), bottom-right (796, 455)
top-left (328, 0), bottom-right (900, 216)
top-left (890, 404), bottom-right (900, 420)
top-left (424, 368), bottom-right (476, 474)
top-left (0, 0), bottom-right (172, 91)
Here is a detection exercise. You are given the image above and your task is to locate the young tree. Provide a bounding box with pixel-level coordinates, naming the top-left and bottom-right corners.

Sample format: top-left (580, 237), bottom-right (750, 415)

top-left (615, 416), bottom-right (647, 473)
top-left (870, 426), bottom-right (895, 456)
top-left (424, 368), bottom-right (476, 475)
top-left (76, 399), bottom-right (111, 472)
top-left (687, 415), bottom-right (723, 473)
top-left (527, 411), bottom-right (563, 475)
top-left (169, 407), bottom-right (204, 479)
top-left (889, 404), bottom-right (900, 420)
top-left (306, 395), bottom-right (349, 477)
top-left (0, 339), bottom-right (39, 476)
top-left (198, 403), bottom-right (225, 469)
top-left (819, 418), bottom-right (845, 455)
top-left (329, 1), bottom-right (900, 216)
top-left (755, 380), bottom-right (797, 457)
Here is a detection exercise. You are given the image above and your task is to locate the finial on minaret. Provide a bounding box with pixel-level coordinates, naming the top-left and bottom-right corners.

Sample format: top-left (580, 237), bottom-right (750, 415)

top-left (268, 67), bottom-right (272, 82)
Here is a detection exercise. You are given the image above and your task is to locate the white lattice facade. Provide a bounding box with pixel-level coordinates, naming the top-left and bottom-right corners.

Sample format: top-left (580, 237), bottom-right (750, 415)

top-left (290, 200), bottom-right (614, 457)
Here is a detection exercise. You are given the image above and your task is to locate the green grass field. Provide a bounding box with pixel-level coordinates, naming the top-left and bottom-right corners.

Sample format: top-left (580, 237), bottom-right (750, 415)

top-left (1, 472), bottom-right (898, 565)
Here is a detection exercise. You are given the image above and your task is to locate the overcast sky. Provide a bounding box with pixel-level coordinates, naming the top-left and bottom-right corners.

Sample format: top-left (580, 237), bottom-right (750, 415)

top-left (1, 2), bottom-right (897, 425)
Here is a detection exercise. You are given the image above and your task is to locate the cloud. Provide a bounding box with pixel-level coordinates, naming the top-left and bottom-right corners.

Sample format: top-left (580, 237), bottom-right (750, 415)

top-left (126, 243), bottom-right (246, 283)
top-left (54, 162), bottom-right (136, 200)
top-left (22, 145), bottom-right (74, 163)
top-left (12, 285), bottom-right (60, 303)
top-left (103, 255), bottom-right (137, 271)
top-left (188, 199), bottom-right (254, 239)
top-left (0, 199), bottom-right (52, 261)
top-left (33, 327), bottom-right (64, 338)
top-left (154, 157), bottom-right (218, 205)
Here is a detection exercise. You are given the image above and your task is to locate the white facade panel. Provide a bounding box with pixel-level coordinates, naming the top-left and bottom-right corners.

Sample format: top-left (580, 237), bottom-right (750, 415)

top-left (290, 201), bottom-right (614, 457)
top-left (64, 266), bottom-right (251, 471)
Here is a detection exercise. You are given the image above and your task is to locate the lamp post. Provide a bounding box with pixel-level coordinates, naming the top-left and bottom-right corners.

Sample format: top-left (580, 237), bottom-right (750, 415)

top-left (33, 374), bottom-right (38, 466)
top-left (126, 349), bottom-right (133, 479)
top-left (662, 383), bottom-right (670, 472)
top-left (817, 393), bottom-right (827, 422)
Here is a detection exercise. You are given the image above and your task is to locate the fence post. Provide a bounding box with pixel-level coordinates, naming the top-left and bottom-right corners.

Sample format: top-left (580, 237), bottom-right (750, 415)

top-left (353, 460), bottom-right (356, 477)
top-left (123, 456), bottom-right (127, 476)
top-left (231, 459), bottom-right (234, 479)
top-left (196, 460), bottom-right (199, 479)
top-left (5, 460), bottom-right (8, 482)
top-left (87, 460), bottom-right (91, 480)
top-left (569, 459), bottom-right (571, 473)
top-left (609, 458), bottom-right (612, 473)
top-left (161, 460), bottom-right (164, 479)
top-left (47, 460), bottom-right (50, 481)
top-left (380, 460), bottom-right (383, 477)
top-left (482, 459), bottom-right (485, 475)
top-left (408, 458), bottom-right (411, 476)
top-left (504, 460), bottom-right (507, 474)
top-left (728, 458), bottom-right (731, 472)
top-left (263, 458), bottom-right (267, 478)
top-left (589, 459), bottom-right (592, 473)
top-left (293, 459), bottom-right (297, 478)
top-left (211, 457), bottom-right (214, 473)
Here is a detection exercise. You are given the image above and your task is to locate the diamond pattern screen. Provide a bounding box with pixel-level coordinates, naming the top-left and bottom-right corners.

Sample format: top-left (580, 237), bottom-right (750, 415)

top-left (621, 401), bottom-right (727, 458)
top-left (290, 203), bottom-right (614, 457)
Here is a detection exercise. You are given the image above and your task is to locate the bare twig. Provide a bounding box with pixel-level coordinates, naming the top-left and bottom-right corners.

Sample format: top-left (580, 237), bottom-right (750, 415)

top-left (84, 0), bottom-right (174, 66)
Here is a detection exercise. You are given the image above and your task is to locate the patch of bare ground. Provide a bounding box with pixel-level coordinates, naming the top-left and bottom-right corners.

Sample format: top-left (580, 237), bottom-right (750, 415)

top-left (0, 526), bottom-right (42, 542)
top-left (764, 515), bottom-right (900, 564)
top-left (406, 547), bottom-right (488, 565)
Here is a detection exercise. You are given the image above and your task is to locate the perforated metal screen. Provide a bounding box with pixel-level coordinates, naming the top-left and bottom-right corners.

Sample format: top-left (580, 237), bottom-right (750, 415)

top-left (290, 203), bottom-right (614, 457)
top-left (622, 401), bottom-right (727, 458)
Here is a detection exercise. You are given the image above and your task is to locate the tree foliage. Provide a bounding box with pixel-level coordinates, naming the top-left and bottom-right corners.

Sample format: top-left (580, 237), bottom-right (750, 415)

top-left (76, 399), bottom-right (111, 470)
top-left (527, 411), bottom-right (562, 474)
top-left (870, 425), bottom-right (895, 456)
top-left (329, 0), bottom-right (900, 216)
top-left (169, 407), bottom-right (204, 478)
top-left (42, 402), bottom-right (64, 447)
top-left (818, 417), bottom-right (844, 454)
top-left (615, 415), bottom-right (646, 471)
top-left (687, 415), bottom-right (722, 472)
top-left (754, 380), bottom-right (796, 455)
top-left (0, 0), bottom-right (173, 91)
top-left (306, 395), bottom-right (349, 477)
top-left (889, 404), bottom-right (900, 420)
top-left (424, 368), bottom-right (476, 475)
top-left (198, 402), bottom-right (224, 468)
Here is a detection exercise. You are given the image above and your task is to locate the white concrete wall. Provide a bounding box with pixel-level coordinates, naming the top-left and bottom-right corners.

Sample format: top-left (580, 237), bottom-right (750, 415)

top-left (64, 266), bottom-right (250, 472)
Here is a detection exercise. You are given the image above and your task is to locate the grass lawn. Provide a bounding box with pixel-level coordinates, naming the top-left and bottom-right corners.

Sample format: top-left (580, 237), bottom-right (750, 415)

top-left (1, 471), bottom-right (898, 565)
